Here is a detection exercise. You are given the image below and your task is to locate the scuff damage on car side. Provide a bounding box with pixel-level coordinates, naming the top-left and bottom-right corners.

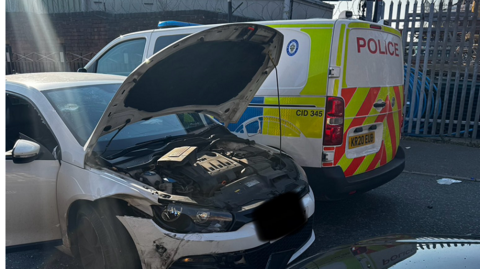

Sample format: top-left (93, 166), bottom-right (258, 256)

top-left (117, 216), bottom-right (266, 269)
top-left (116, 183), bottom-right (315, 269)
top-left (118, 217), bottom-right (179, 269)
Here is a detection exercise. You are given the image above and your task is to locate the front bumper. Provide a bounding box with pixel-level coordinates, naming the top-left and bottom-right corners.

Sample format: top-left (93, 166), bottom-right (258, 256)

top-left (118, 187), bottom-right (315, 269)
top-left (304, 147), bottom-right (405, 199)
top-left (170, 218), bottom-right (315, 269)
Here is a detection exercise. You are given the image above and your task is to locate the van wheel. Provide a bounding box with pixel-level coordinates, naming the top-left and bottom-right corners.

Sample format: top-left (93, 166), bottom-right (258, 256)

top-left (73, 202), bottom-right (141, 269)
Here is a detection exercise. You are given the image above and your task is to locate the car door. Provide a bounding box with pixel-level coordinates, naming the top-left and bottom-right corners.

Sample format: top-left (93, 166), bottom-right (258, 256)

top-left (5, 93), bottom-right (62, 247)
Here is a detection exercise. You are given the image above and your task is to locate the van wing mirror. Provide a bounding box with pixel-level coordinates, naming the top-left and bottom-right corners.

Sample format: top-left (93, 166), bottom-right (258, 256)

top-left (77, 67), bottom-right (87, 72)
top-left (12, 139), bottom-right (40, 164)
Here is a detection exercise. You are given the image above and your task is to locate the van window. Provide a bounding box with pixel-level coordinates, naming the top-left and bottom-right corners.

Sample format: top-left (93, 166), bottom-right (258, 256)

top-left (97, 39), bottom-right (146, 76)
top-left (346, 29), bottom-right (403, 87)
top-left (153, 34), bottom-right (189, 54)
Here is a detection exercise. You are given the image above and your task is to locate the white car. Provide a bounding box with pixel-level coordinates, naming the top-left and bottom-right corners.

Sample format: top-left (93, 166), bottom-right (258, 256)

top-left (6, 24), bottom-right (315, 269)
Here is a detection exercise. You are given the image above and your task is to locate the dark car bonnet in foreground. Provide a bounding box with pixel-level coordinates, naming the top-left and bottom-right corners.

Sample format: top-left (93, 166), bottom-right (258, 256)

top-left (288, 235), bottom-right (480, 269)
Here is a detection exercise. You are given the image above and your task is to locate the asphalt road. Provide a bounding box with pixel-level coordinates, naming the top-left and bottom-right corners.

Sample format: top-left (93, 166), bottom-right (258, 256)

top-left (6, 141), bottom-right (480, 268)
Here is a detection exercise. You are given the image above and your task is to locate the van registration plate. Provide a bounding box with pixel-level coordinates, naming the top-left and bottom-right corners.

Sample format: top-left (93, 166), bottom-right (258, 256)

top-left (349, 132), bottom-right (375, 149)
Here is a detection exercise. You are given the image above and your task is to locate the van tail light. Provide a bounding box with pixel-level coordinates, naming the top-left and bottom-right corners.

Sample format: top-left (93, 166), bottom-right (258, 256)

top-left (323, 97), bottom-right (345, 146)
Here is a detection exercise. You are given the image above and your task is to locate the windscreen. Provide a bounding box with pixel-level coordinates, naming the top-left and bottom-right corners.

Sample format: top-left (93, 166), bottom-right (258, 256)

top-left (43, 84), bottom-right (216, 147)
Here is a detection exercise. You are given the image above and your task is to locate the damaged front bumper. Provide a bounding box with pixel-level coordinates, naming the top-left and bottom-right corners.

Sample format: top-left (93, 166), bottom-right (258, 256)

top-left (170, 219), bottom-right (315, 269)
top-left (118, 187), bottom-right (315, 269)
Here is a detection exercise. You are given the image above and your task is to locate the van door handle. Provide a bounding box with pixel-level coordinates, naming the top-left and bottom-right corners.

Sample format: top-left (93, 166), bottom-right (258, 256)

top-left (373, 102), bottom-right (386, 108)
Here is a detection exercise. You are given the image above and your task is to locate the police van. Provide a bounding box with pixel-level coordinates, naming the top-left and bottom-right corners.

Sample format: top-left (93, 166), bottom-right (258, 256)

top-left (83, 17), bottom-right (405, 199)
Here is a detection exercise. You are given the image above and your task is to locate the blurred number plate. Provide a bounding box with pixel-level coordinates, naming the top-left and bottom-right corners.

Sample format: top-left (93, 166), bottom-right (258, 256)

top-left (349, 132), bottom-right (375, 149)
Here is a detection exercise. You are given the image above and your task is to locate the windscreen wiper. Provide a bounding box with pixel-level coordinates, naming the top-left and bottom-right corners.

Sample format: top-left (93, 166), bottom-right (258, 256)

top-left (103, 134), bottom-right (195, 160)
top-left (134, 134), bottom-right (196, 147)
top-left (195, 124), bottom-right (226, 136)
top-left (102, 125), bottom-right (225, 160)
top-left (132, 124), bottom-right (224, 148)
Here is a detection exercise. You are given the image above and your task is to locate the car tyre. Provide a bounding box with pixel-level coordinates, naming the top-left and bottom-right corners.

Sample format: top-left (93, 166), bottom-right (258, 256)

top-left (74, 202), bottom-right (141, 269)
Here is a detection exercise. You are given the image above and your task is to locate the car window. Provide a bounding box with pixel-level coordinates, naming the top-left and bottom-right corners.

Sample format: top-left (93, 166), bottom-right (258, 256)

top-left (5, 93), bottom-right (58, 157)
top-left (153, 34), bottom-right (189, 54)
top-left (96, 39), bottom-right (146, 76)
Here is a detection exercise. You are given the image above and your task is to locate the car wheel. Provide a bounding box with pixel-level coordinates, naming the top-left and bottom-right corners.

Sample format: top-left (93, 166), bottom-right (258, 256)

top-left (74, 202), bottom-right (141, 269)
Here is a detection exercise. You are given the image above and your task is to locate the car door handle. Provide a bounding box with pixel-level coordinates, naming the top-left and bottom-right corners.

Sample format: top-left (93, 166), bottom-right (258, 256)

top-left (373, 102), bottom-right (386, 108)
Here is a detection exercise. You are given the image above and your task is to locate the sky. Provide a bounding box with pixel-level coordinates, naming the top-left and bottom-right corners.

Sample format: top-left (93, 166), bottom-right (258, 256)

top-left (325, 0), bottom-right (436, 20)
top-left (326, 0), bottom-right (402, 19)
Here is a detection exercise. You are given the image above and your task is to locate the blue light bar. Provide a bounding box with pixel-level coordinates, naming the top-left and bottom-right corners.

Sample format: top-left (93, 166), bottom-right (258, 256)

top-left (158, 21), bottom-right (201, 28)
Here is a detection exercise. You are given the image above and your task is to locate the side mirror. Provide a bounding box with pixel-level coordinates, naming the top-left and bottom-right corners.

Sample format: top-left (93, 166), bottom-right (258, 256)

top-left (77, 67), bottom-right (87, 73)
top-left (12, 139), bottom-right (40, 164)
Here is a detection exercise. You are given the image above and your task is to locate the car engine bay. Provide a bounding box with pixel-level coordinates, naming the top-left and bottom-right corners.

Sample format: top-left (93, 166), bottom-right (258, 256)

top-left (98, 136), bottom-right (308, 210)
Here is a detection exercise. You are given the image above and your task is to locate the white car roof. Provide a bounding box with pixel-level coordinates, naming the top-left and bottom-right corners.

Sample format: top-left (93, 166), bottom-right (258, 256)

top-left (6, 72), bottom-right (126, 91)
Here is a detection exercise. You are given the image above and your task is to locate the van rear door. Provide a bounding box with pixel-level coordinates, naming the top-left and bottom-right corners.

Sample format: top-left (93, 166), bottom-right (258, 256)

top-left (328, 20), bottom-right (404, 177)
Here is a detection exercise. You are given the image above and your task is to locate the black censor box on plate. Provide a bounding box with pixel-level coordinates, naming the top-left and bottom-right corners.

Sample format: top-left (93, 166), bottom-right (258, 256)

top-left (252, 192), bottom-right (307, 241)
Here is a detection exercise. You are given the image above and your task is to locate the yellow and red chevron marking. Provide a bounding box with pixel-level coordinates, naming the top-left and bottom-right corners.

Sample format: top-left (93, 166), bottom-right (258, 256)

top-left (393, 85), bottom-right (404, 141)
top-left (366, 142), bottom-right (386, 172)
top-left (328, 85), bottom-right (403, 177)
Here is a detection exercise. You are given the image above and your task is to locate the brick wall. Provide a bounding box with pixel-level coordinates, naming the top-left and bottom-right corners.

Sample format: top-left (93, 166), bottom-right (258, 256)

top-left (6, 10), bottom-right (251, 59)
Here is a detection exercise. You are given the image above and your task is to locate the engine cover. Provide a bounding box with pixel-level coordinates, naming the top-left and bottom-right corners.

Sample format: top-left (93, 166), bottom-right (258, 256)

top-left (197, 152), bottom-right (243, 178)
top-left (176, 151), bottom-right (244, 195)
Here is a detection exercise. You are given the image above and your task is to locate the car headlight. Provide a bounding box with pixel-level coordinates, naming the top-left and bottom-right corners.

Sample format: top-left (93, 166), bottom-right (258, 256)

top-left (152, 203), bottom-right (233, 233)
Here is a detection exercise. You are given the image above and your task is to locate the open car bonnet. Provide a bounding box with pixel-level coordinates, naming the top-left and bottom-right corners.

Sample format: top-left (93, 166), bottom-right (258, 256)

top-left (85, 24), bottom-right (283, 154)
